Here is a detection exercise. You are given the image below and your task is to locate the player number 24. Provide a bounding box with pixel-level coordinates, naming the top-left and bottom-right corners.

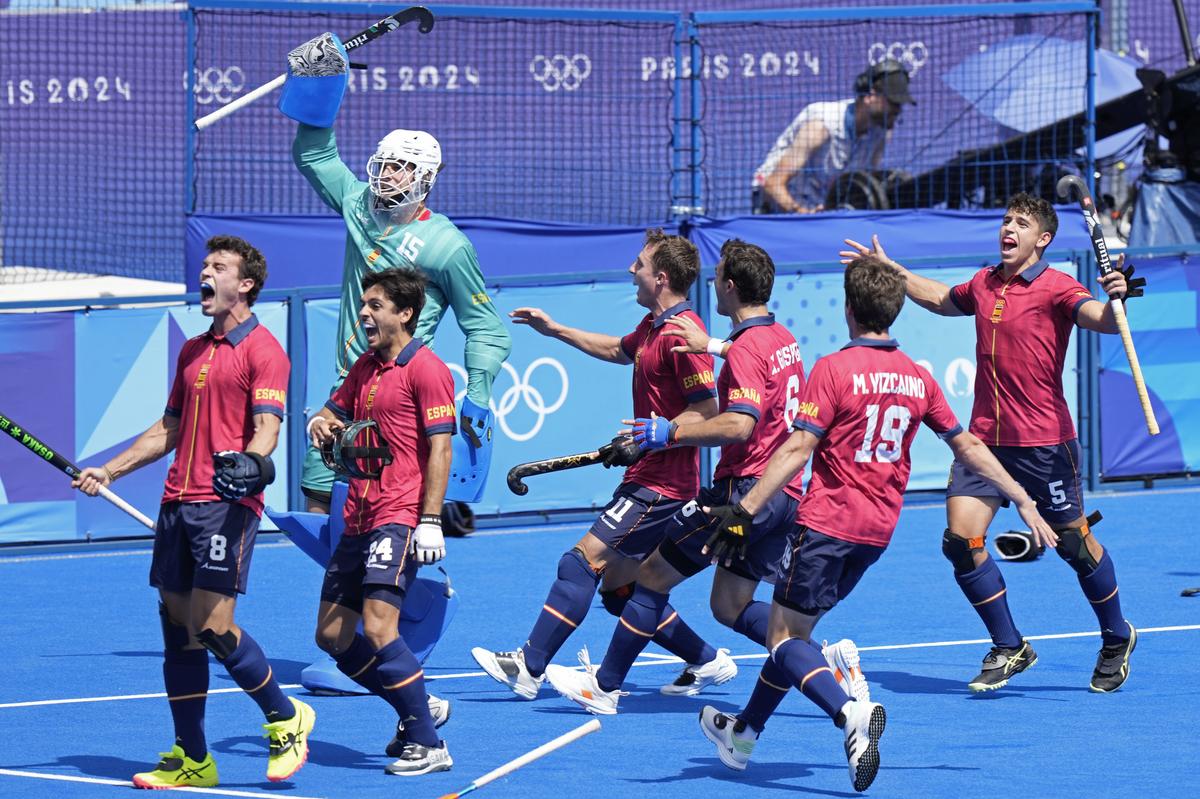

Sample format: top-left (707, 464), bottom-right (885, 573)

top-left (854, 404), bottom-right (911, 464)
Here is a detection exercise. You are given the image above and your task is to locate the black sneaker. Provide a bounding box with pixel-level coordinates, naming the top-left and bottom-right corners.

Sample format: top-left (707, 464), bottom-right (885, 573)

top-left (968, 639), bottom-right (1037, 692)
top-left (1090, 621), bottom-right (1136, 693)
top-left (384, 741), bottom-right (453, 776)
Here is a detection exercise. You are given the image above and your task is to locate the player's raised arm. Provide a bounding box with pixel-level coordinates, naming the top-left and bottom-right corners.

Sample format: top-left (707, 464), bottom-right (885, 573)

top-left (510, 307), bottom-right (631, 364)
top-left (840, 235), bottom-right (962, 316)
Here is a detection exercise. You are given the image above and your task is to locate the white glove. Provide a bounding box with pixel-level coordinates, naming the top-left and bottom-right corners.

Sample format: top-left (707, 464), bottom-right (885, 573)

top-left (412, 514), bottom-right (446, 564)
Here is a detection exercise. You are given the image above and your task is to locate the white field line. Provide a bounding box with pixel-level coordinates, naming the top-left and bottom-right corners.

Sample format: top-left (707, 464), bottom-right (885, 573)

top-left (0, 768), bottom-right (325, 798)
top-left (3, 625), bottom-right (1195, 708)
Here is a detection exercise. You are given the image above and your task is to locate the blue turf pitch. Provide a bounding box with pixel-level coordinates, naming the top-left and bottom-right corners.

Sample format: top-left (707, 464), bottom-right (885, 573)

top-left (1, 488), bottom-right (1198, 798)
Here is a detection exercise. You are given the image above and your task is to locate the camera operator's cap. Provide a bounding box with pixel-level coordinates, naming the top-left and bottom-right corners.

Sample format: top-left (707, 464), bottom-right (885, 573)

top-left (877, 68), bottom-right (915, 105)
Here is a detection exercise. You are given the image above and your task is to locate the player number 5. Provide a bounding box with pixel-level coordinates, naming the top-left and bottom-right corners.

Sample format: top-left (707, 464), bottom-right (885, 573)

top-left (854, 404), bottom-right (911, 464)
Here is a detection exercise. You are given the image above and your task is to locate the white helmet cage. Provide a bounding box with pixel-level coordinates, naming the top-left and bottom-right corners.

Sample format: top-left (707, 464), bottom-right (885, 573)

top-left (367, 129), bottom-right (442, 211)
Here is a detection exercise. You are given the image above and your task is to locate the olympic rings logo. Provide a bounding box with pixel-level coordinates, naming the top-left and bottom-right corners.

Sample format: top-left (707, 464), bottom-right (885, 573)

top-left (529, 54), bottom-right (592, 92)
top-left (186, 66), bottom-right (246, 105)
top-left (867, 42), bottom-right (929, 77)
top-left (449, 358), bottom-right (570, 442)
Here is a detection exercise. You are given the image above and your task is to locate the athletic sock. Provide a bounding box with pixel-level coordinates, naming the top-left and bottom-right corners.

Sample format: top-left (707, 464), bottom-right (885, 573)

top-left (376, 638), bottom-right (438, 747)
top-left (216, 630), bottom-right (294, 723)
top-left (332, 633), bottom-right (404, 711)
top-left (596, 585), bottom-right (668, 692)
top-left (1077, 551), bottom-right (1130, 646)
top-left (772, 637), bottom-right (847, 721)
top-left (163, 648), bottom-right (209, 761)
top-left (522, 550), bottom-right (600, 677)
top-left (737, 658), bottom-right (791, 733)
top-left (731, 600), bottom-right (771, 647)
top-left (955, 556), bottom-right (1023, 649)
top-left (653, 606), bottom-right (717, 668)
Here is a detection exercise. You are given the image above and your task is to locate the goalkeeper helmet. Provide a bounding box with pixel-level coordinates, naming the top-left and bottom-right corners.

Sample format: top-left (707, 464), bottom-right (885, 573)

top-left (367, 129), bottom-right (441, 221)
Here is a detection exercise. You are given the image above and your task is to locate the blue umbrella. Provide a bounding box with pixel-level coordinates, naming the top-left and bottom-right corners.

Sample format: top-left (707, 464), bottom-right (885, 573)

top-left (943, 34), bottom-right (1143, 134)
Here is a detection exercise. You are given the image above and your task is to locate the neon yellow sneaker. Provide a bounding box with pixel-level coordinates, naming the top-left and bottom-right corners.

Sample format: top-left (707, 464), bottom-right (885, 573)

top-left (131, 744), bottom-right (218, 789)
top-left (263, 697), bottom-right (315, 782)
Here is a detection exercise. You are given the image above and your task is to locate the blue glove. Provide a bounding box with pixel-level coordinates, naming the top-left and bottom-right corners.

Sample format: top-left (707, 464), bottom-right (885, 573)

top-left (212, 451), bottom-right (275, 501)
top-left (279, 32), bottom-right (349, 127)
top-left (632, 415), bottom-right (677, 451)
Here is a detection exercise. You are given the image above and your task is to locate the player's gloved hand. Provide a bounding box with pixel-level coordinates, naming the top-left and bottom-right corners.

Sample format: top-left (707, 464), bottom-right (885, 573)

top-left (600, 434), bottom-right (643, 468)
top-left (212, 451), bottom-right (275, 501)
top-left (412, 514), bottom-right (446, 564)
top-left (702, 502), bottom-right (754, 566)
top-left (632, 413), bottom-right (677, 451)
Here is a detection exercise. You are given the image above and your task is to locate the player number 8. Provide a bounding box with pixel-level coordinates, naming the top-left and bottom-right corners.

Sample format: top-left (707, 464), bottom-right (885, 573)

top-left (209, 534), bottom-right (227, 562)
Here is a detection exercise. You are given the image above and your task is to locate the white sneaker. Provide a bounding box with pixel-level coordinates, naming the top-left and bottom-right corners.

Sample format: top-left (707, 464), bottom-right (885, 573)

top-left (385, 694), bottom-right (451, 757)
top-left (698, 705), bottom-right (758, 771)
top-left (470, 646), bottom-right (544, 700)
top-left (384, 741), bottom-right (453, 776)
top-left (840, 699), bottom-right (887, 792)
top-left (823, 639), bottom-right (870, 702)
top-left (660, 648), bottom-right (738, 696)
top-left (544, 646), bottom-right (626, 715)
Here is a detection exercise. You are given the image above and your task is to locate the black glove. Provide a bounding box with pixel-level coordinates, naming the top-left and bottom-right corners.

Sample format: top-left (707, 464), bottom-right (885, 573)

top-left (1118, 263), bottom-right (1145, 299)
top-left (703, 502), bottom-right (755, 566)
top-left (600, 434), bottom-right (643, 468)
top-left (212, 451), bottom-right (275, 501)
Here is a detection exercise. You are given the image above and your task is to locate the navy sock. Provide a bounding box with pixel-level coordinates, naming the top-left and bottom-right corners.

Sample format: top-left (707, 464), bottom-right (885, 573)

top-left (773, 638), bottom-right (848, 721)
top-left (1078, 551), bottom-right (1130, 646)
top-left (522, 550), bottom-right (599, 677)
top-left (653, 606), bottom-right (717, 668)
top-left (731, 600), bottom-right (771, 647)
top-left (163, 648), bottom-right (209, 761)
top-left (737, 658), bottom-right (790, 733)
top-left (955, 557), bottom-right (1023, 649)
top-left (217, 630), bottom-right (294, 723)
top-left (376, 638), bottom-right (437, 747)
top-left (596, 585), bottom-right (668, 691)
top-left (333, 633), bottom-right (405, 711)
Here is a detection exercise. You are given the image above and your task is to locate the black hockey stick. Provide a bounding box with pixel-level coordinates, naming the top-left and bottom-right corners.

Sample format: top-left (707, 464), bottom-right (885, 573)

top-left (506, 436), bottom-right (642, 496)
top-left (1056, 175), bottom-right (1159, 436)
top-left (0, 409), bottom-right (156, 530)
top-left (195, 6), bottom-right (435, 130)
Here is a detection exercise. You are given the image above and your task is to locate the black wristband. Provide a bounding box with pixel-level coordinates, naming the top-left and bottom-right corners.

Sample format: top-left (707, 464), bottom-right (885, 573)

top-left (419, 513), bottom-right (442, 526)
top-left (245, 451), bottom-right (275, 489)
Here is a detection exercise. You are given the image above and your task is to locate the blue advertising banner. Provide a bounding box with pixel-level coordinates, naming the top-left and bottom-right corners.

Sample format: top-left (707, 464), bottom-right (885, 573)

top-left (1099, 253), bottom-right (1199, 477)
top-left (0, 302), bottom-right (290, 542)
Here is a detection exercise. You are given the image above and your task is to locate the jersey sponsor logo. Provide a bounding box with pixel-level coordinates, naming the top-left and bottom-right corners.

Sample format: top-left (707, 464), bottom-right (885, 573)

top-left (683, 370), bottom-right (715, 390)
top-left (194, 363), bottom-right (211, 390)
top-left (470, 292), bottom-right (492, 305)
top-left (254, 388), bottom-right (286, 404)
top-left (529, 54), bottom-right (592, 92)
top-left (769, 341), bottom-right (804, 376)
top-left (728, 386), bottom-right (762, 404)
top-left (446, 357), bottom-right (568, 442)
top-left (990, 298), bottom-right (1006, 323)
top-left (851, 371), bottom-right (926, 399)
top-left (426, 403), bottom-right (455, 421)
top-left (797, 401), bottom-right (820, 418)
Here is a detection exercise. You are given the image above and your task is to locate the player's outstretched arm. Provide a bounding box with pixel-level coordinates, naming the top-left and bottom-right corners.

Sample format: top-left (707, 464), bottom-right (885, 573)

top-left (625, 407), bottom-right (750, 450)
top-left (73, 414), bottom-right (181, 496)
top-left (663, 315), bottom-right (729, 357)
top-left (946, 431), bottom-right (1058, 549)
top-left (840, 235), bottom-right (962, 316)
top-left (510, 307), bottom-right (631, 364)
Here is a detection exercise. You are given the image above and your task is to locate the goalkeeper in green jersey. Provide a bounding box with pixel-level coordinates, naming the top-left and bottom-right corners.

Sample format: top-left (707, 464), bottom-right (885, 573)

top-left (292, 123), bottom-right (511, 510)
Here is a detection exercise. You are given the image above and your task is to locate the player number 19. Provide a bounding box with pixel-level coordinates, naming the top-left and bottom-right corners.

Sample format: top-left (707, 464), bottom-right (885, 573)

top-left (854, 404), bottom-right (911, 464)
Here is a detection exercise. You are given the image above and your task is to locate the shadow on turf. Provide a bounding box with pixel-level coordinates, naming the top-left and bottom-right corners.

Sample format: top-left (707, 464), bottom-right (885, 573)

top-left (211, 734), bottom-right (392, 774)
top-left (869, 669), bottom-right (1088, 698)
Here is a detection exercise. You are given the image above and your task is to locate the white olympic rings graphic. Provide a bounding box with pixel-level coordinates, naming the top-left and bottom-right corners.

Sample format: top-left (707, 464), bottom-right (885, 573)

top-left (867, 41), bottom-right (929, 77)
top-left (449, 357), bottom-right (570, 442)
top-left (187, 66), bottom-right (246, 105)
top-left (529, 54), bottom-right (592, 92)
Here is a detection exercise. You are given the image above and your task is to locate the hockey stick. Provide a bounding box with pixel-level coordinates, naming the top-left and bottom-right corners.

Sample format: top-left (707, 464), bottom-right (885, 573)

top-left (0, 410), bottom-right (156, 530)
top-left (1056, 175), bottom-right (1159, 436)
top-left (437, 719), bottom-right (601, 799)
top-left (506, 447), bottom-right (608, 496)
top-left (194, 6), bottom-right (435, 131)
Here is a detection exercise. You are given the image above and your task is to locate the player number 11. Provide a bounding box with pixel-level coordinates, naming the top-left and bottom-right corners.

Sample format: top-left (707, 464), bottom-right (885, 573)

top-left (853, 404), bottom-right (911, 464)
